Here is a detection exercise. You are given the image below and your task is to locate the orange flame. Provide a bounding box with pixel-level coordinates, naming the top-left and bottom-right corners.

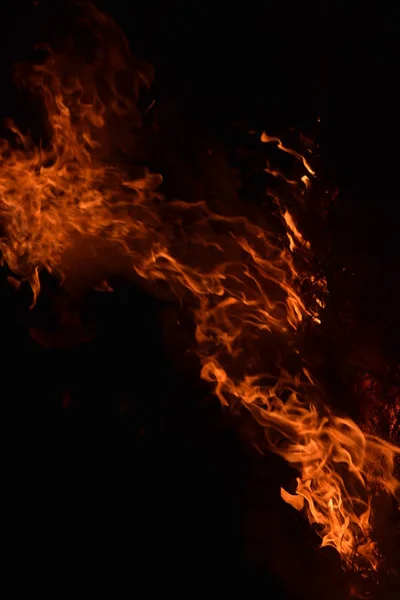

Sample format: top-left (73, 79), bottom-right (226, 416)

top-left (0, 3), bottom-right (398, 572)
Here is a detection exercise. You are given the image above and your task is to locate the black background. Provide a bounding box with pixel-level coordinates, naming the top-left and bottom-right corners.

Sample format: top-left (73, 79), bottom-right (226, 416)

top-left (1, 1), bottom-right (399, 597)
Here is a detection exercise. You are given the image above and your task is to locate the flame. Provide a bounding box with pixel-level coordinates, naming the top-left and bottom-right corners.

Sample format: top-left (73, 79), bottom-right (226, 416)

top-left (0, 2), bottom-right (398, 573)
top-left (261, 132), bottom-right (316, 176)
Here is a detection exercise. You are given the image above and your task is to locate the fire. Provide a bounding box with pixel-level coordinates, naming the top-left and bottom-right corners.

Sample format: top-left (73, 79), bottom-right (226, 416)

top-left (0, 2), bottom-right (398, 573)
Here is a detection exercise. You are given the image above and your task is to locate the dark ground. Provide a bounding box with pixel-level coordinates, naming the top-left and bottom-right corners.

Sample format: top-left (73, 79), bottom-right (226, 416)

top-left (1, 1), bottom-right (399, 597)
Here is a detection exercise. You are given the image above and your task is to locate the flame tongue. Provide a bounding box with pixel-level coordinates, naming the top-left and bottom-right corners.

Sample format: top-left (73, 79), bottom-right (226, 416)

top-left (280, 487), bottom-right (305, 511)
top-left (0, 2), bottom-right (399, 573)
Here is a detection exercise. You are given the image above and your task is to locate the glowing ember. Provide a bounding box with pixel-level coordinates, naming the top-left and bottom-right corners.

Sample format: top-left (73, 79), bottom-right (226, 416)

top-left (0, 2), bottom-right (398, 572)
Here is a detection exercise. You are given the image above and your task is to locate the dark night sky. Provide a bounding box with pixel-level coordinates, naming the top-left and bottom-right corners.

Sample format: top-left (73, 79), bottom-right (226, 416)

top-left (1, 1), bottom-right (399, 597)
